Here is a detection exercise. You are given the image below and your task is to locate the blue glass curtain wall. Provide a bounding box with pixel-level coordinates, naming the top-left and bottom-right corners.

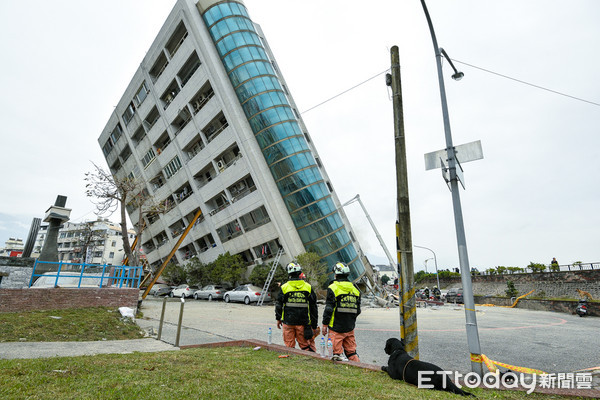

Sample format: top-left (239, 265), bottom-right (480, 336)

top-left (201, 1), bottom-right (364, 280)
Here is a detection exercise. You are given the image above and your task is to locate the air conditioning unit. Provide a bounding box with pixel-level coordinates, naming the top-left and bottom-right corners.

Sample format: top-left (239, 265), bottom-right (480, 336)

top-left (254, 258), bottom-right (263, 265)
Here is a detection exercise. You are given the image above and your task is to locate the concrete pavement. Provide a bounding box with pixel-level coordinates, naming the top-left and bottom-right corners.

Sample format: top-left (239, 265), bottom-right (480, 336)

top-left (0, 338), bottom-right (177, 360)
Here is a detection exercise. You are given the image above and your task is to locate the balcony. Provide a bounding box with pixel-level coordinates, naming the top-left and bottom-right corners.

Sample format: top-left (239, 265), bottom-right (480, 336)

top-left (203, 113), bottom-right (228, 143)
top-left (161, 80), bottom-right (180, 110)
top-left (171, 108), bottom-right (192, 136)
top-left (178, 51), bottom-right (201, 87)
top-left (149, 52), bottom-right (169, 83)
top-left (165, 22), bottom-right (188, 58)
top-left (191, 83), bottom-right (215, 115)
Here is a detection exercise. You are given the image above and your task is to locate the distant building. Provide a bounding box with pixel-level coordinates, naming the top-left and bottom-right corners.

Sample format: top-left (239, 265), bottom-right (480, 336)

top-left (374, 264), bottom-right (398, 282)
top-left (0, 237), bottom-right (24, 257)
top-left (31, 219), bottom-right (136, 266)
top-left (96, 0), bottom-right (370, 281)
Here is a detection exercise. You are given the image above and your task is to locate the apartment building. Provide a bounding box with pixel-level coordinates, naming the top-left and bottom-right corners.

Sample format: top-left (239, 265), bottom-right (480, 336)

top-left (97, 0), bottom-right (368, 281)
top-left (31, 220), bottom-right (136, 266)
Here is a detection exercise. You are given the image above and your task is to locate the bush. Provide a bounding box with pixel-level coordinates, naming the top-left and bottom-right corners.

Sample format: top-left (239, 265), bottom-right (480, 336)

top-left (505, 280), bottom-right (518, 298)
top-left (527, 262), bottom-right (546, 273)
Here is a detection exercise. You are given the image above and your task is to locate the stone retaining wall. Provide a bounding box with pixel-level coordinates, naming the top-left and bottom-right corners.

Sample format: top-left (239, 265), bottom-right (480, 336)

top-left (0, 256), bottom-right (35, 288)
top-left (421, 269), bottom-right (600, 300)
top-left (473, 295), bottom-right (599, 317)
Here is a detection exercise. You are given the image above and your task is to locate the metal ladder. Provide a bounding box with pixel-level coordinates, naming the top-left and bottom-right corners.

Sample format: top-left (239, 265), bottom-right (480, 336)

top-left (256, 247), bottom-right (285, 306)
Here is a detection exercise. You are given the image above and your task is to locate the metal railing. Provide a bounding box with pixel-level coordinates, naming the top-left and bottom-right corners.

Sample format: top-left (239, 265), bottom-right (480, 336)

top-left (29, 260), bottom-right (143, 289)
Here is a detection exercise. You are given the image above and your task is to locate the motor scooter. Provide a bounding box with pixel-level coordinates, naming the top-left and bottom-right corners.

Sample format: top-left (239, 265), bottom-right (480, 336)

top-left (576, 300), bottom-right (588, 317)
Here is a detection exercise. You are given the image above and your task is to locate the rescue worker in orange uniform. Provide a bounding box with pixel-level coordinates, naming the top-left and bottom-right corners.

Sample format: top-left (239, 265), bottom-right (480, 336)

top-left (322, 262), bottom-right (361, 361)
top-left (275, 262), bottom-right (318, 352)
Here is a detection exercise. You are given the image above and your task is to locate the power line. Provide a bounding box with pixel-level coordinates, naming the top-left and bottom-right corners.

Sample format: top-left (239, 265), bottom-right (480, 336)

top-left (299, 60), bottom-right (599, 116)
top-left (452, 58), bottom-right (600, 107)
top-left (300, 68), bottom-right (390, 115)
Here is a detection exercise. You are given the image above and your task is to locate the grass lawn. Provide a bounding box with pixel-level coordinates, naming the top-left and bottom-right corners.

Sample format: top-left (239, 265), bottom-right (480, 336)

top-left (0, 307), bottom-right (144, 342)
top-left (0, 346), bottom-right (587, 400)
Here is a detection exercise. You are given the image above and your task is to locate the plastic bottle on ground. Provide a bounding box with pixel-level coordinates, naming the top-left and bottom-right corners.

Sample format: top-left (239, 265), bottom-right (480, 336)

top-left (320, 336), bottom-right (326, 357)
top-left (267, 327), bottom-right (272, 344)
top-left (327, 337), bottom-right (333, 358)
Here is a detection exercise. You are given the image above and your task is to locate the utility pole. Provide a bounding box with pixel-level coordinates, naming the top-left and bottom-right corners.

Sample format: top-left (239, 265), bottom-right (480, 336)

top-left (388, 46), bottom-right (418, 358)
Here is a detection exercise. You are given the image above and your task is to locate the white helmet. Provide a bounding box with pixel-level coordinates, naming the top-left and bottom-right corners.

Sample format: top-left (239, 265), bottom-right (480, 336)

top-left (286, 262), bottom-right (302, 274)
top-left (333, 262), bottom-right (350, 275)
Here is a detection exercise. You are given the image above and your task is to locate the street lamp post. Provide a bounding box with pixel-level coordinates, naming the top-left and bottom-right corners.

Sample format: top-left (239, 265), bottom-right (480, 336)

top-left (420, 0), bottom-right (483, 376)
top-left (414, 245), bottom-right (440, 290)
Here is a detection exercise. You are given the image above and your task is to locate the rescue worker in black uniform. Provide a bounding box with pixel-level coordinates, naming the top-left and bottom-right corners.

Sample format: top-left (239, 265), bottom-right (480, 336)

top-left (321, 262), bottom-right (361, 362)
top-left (275, 262), bottom-right (318, 351)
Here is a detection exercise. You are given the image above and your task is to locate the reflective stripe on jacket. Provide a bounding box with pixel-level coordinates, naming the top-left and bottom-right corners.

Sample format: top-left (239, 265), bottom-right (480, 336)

top-left (275, 279), bottom-right (318, 327)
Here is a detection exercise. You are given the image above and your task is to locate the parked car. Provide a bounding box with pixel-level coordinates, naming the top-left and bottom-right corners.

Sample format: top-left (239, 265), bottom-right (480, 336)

top-left (170, 284), bottom-right (200, 298)
top-left (194, 285), bottom-right (229, 301)
top-left (148, 284), bottom-right (172, 297)
top-left (445, 288), bottom-right (464, 304)
top-left (223, 284), bottom-right (271, 305)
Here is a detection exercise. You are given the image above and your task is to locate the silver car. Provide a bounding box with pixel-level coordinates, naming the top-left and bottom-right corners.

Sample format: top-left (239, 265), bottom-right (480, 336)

top-left (149, 284), bottom-right (172, 297)
top-left (193, 285), bottom-right (229, 301)
top-left (223, 284), bottom-right (272, 305)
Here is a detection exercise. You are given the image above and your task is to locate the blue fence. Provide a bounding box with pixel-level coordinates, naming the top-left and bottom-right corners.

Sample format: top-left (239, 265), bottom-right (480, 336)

top-left (29, 260), bottom-right (143, 289)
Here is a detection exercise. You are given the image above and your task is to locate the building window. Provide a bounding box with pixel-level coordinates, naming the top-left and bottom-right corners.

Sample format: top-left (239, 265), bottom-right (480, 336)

top-left (111, 241), bottom-right (116, 247)
top-left (141, 148), bottom-right (156, 169)
top-left (134, 81), bottom-right (149, 106)
top-left (164, 156), bottom-right (182, 179)
top-left (109, 252), bottom-right (115, 259)
top-left (143, 106), bottom-right (160, 131)
top-left (122, 102), bottom-right (136, 125)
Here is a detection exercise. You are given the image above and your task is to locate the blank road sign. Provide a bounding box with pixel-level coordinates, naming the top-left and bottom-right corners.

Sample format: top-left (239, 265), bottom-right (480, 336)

top-left (424, 140), bottom-right (483, 171)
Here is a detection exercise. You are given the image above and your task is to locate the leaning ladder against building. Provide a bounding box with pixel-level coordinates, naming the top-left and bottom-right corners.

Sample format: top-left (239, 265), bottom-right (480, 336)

top-left (257, 247), bottom-right (285, 306)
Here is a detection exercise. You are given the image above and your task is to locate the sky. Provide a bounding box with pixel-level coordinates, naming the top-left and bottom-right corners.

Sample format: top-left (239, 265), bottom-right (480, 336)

top-left (1, 0), bottom-right (598, 272)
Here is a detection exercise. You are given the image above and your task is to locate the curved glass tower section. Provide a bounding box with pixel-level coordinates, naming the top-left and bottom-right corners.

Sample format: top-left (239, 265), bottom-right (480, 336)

top-left (200, 1), bottom-right (364, 280)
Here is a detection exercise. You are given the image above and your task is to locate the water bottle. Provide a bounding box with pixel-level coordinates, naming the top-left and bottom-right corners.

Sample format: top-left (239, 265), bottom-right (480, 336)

top-left (327, 337), bottom-right (333, 358)
top-left (267, 327), bottom-right (272, 344)
top-left (320, 336), bottom-right (326, 357)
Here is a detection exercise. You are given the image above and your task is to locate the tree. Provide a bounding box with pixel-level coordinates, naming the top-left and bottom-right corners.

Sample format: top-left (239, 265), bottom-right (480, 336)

top-left (295, 252), bottom-right (328, 289)
top-left (161, 262), bottom-right (186, 285)
top-left (208, 252), bottom-right (246, 286)
top-left (85, 162), bottom-right (171, 267)
top-left (85, 163), bottom-right (145, 265)
top-left (496, 266), bottom-right (507, 275)
top-left (184, 257), bottom-right (208, 287)
top-left (381, 275), bottom-right (391, 285)
top-left (249, 262), bottom-right (287, 290)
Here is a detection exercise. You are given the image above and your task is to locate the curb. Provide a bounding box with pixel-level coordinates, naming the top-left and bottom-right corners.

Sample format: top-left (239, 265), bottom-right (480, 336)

top-left (180, 339), bottom-right (600, 398)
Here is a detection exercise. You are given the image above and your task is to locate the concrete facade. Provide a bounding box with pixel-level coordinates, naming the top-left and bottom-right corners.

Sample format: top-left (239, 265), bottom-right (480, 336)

top-left (97, 0), bottom-right (367, 280)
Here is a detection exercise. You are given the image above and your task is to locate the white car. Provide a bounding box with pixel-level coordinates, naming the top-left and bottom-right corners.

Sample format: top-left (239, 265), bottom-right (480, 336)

top-left (223, 284), bottom-right (271, 305)
top-left (169, 284), bottom-right (199, 298)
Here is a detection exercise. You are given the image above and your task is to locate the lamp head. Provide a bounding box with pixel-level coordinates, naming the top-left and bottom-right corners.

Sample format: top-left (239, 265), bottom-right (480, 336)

top-left (451, 71), bottom-right (464, 81)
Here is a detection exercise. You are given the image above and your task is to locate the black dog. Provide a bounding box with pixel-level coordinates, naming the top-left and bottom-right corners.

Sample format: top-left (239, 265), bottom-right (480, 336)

top-left (382, 338), bottom-right (474, 397)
